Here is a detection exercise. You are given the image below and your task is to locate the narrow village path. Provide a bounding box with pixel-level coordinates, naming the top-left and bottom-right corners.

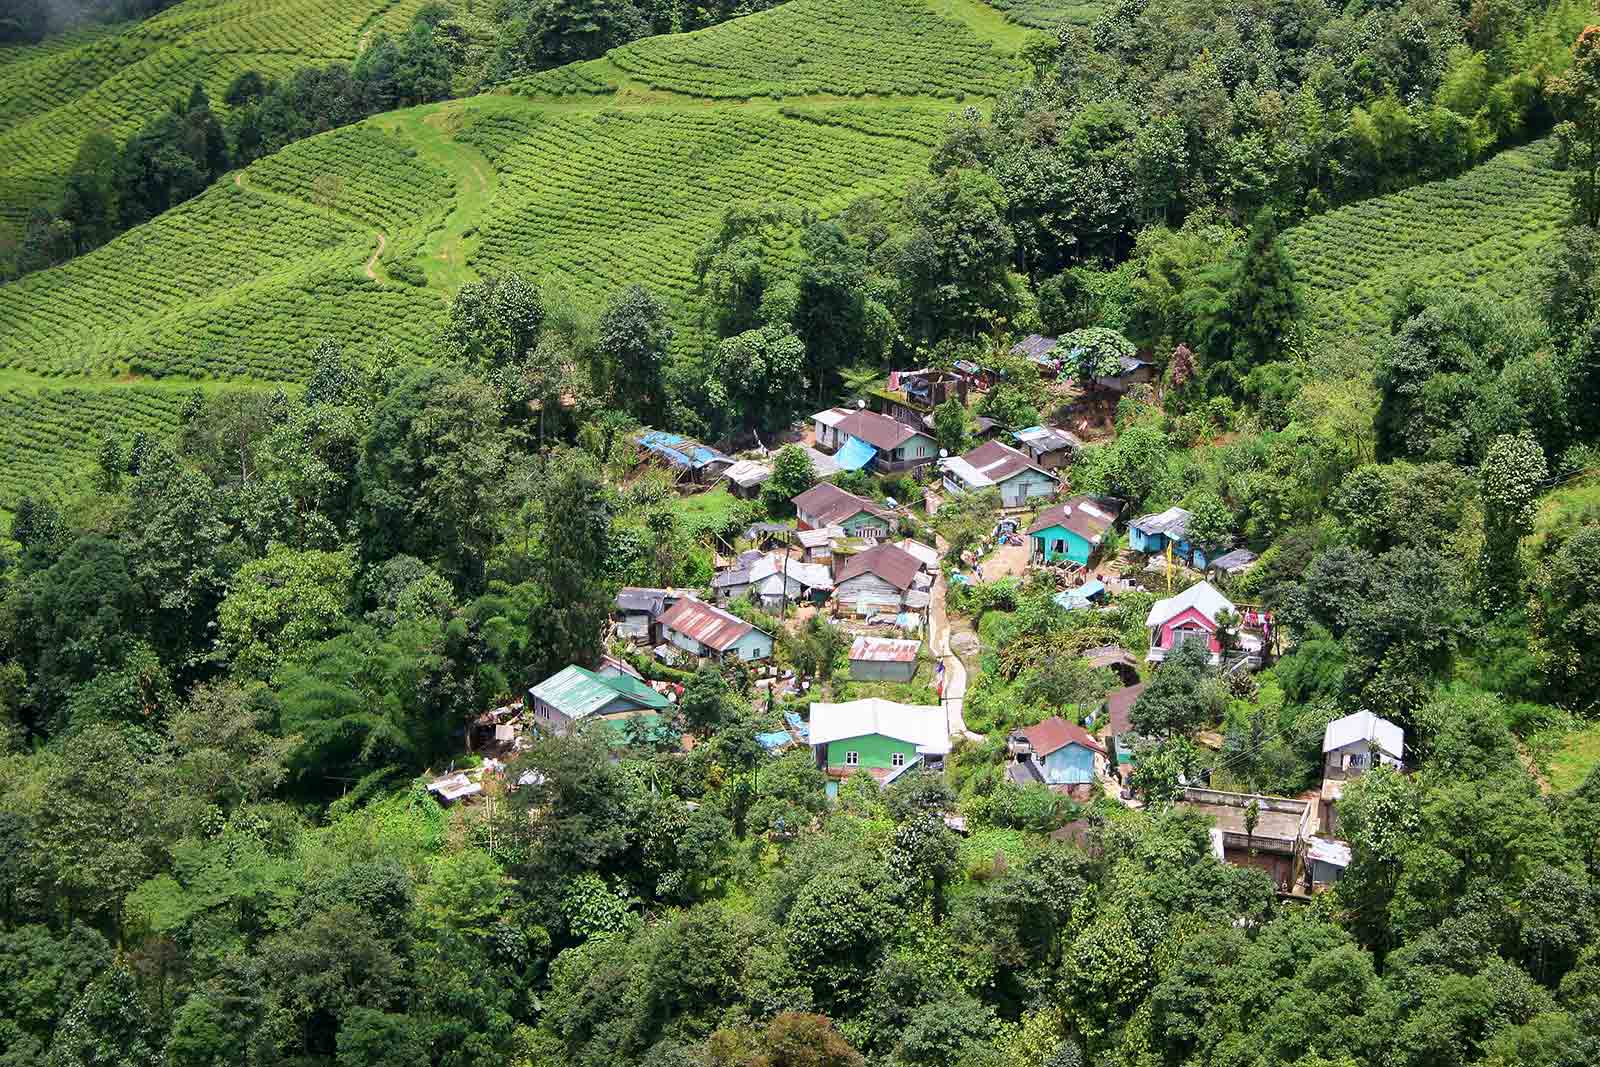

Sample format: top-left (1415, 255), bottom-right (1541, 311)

top-left (930, 562), bottom-right (982, 743)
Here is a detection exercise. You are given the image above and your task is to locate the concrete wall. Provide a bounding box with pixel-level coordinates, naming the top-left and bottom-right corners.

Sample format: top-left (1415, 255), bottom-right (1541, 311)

top-left (825, 732), bottom-right (918, 771)
top-left (849, 656), bottom-right (918, 683)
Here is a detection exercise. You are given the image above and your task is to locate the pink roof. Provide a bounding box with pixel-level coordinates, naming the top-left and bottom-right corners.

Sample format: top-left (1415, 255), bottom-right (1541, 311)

top-left (658, 597), bottom-right (756, 652)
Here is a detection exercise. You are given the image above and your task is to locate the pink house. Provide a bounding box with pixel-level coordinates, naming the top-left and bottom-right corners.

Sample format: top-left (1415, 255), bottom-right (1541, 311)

top-left (1145, 581), bottom-right (1261, 666)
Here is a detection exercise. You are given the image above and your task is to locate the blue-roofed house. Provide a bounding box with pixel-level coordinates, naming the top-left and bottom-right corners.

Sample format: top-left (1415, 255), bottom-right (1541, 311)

top-left (1128, 506), bottom-right (1208, 568)
top-left (636, 430), bottom-right (735, 484)
top-left (1054, 579), bottom-right (1105, 611)
top-left (811, 407), bottom-right (937, 473)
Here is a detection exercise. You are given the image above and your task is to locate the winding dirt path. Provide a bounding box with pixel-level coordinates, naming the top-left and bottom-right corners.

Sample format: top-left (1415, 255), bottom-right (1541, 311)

top-left (233, 169), bottom-right (388, 283)
top-left (365, 230), bottom-right (385, 280)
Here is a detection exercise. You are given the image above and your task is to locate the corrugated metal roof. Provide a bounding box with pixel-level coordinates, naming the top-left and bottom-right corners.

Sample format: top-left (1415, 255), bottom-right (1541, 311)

top-left (792, 482), bottom-right (893, 526)
top-left (808, 697), bottom-right (949, 754)
top-left (723, 459), bottom-right (772, 487)
top-left (658, 597), bottom-right (763, 652)
top-left (530, 664), bottom-right (670, 719)
top-left (1145, 580), bottom-right (1234, 627)
top-left (1019, 716), bottom-right (1105, 756)
top-left (1014, 425), bottom-right (1080, 453)
top-left (849, 636), bottom-right (920, 662)
top-left (941, 441), bottom-right (1056, 489)
top-left (835, 543), bottom-right (922, 591)
top-left (1131, 505), bottom-right (1192, 538)
top-left (1028, 495), bottom-right (1119, 540)
top-left (1010, 334), bottom-right (1059, 360)
top-left (1322, 711), bottom-right (1404, 760)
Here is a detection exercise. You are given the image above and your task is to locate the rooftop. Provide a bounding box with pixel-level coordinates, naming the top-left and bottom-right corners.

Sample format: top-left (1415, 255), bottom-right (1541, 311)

top-left (529, 664), bottom-right (670, 719)
top-left (1028, 494), bottom-right (1120, 541)
top-left (1011, 334), bottom-right (1059, 361)
top-left (1105, 682), bottom-right (1146, 736)
top-left (792, 481), bottom-right (894, 526)
top-left (849, 636), bottom-right (921, 663)
top-left (658, 597), bottom-right (765, 652)
top-left (832, 408), bottom-right (926, 451)
top-left (1014, 424), bottom-right (1081, 454)
top-left (1018, 716), bottom-right (1105, 756)
top-left (894, 538), bottom-right (940, 570)
top-left (1209, 548), bottom-right (1258, 573)
top-left (1322, 710), bottom-right (1405, 760)
top-left (835, 543), bottom-right (923, 591)
top-left (1131, 505), bottom-right (1192, 539)
top-left (808, 697), bottom-right (950, 755)
top-left (1145, 580), bottom-right (1235, 627)
top-left (722, 459), bottom-right (772, 488)
top-left (941, 440), bottom-right (1057, 489)
top-left (1180, 787), bottom-right (1311, 850)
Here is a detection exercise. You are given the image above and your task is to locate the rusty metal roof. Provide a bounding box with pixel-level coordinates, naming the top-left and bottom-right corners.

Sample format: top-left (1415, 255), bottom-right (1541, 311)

top-left (849, 636), bottom-right (920, 663)
top-left (658, 596), bottom-right (760, 652)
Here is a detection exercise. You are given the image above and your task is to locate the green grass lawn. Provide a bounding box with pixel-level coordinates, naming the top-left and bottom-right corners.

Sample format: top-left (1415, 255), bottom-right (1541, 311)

top-left (1547, 723), bottom-right (1600, 793)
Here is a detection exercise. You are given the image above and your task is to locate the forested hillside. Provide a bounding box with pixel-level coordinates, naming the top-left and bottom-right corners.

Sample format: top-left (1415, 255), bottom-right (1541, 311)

top-left (5, 0), bottom-right (1600, 1065)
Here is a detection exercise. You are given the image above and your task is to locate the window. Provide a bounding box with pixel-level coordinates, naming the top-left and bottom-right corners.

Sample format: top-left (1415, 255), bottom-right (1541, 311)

top-left (1053, 538), bottom-right (1066, 555)
top-left (891, 752), bottom-right (906, 768)
top-left (845, 751), bottom-right (860, 766)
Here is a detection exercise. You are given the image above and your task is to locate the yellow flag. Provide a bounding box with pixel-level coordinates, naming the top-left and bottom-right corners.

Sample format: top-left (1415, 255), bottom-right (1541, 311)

top-left (1166, 540), bottom-right (1173, 593)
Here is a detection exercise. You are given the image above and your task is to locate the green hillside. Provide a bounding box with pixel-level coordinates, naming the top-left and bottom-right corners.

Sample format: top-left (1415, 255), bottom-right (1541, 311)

top-left (1285, 139), bottom-right (1569, 339)
top-left (0, 0), bottom-right (1031, 503)
top-left (0, 0), bottom-right (433, 243)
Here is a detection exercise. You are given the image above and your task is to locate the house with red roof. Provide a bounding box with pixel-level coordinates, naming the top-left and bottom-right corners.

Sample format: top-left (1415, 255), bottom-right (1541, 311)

top-left (1007, 716), bottom-right (1107, 788)
top-left (658, 597), bottom-right (773, 663)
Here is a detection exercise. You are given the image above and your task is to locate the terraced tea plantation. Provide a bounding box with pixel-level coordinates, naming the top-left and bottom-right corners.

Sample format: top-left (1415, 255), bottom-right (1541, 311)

top-left (981, 0), bottom-right (1101, 30)
top-left (459, 101), bottom-right (954, 351)
top-left (608, 0), bottom-right (1023, 98)
top-left (0, 0), bottom-right (434, 241)
top-left (1285, 140), bottom-right (1569, 339)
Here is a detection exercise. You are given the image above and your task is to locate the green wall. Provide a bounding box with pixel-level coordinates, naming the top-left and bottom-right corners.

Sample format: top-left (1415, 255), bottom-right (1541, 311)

top-left (825, 732), bottom-right (916, 770)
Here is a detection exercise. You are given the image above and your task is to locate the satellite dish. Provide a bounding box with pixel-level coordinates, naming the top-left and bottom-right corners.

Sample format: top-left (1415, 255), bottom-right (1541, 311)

top-left (857, 399), bottom-right (866, 409)
top-left (939, 448), bottom-right (948, 458)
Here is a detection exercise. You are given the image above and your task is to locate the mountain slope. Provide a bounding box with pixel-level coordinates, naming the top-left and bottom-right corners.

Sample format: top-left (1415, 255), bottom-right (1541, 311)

top-left (0, 0), bottom-right (1030, 503)
top-left (0, 0), bottom-right (434, 243)
top-left (1284, 140), bottom-right (1568, 339)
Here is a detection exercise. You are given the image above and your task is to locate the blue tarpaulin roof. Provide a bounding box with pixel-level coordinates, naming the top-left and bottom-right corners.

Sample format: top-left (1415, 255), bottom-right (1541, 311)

top-left (834, 435), bottom-right (879, 471)
top-left (756, 730), bottom-right (792, 751)
top-left (785, 711), bottom-right (809, 742)
top-left (639, 430), bottom-right (731, 470)
top-left (1054, 580), bottom-right (1106, 610)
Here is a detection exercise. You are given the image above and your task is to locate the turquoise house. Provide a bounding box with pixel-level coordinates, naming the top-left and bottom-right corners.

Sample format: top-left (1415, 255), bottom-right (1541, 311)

top-left (1028, 495), bottom-right (1122, 566)
top-left (1008, 716), bottom-right (1106, 786)
top-left (1128, 505), bottom-right (1209, 568)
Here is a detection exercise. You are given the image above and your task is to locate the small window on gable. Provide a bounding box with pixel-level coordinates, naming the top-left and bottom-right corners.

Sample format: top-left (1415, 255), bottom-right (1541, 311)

top-left (845, 751), bottom-right (860, 766)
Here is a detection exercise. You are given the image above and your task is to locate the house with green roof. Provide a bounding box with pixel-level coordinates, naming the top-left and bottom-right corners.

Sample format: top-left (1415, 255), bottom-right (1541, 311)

top-left (528, 664), bottom-right (672, 736)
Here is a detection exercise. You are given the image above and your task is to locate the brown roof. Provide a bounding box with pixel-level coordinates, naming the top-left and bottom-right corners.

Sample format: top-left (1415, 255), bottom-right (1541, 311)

top-left (792, 482), bottom-right (893, 526)
top-left (835, 543), bottom-right (922, 591)
top-left (658, 597), bottom-right (757, 652)
top-left (1020, 716), bottom-right (1106, 756)
top-left (835, 409), bottom-right (925, 451)
top-left (1105, 683), bottom-right (1145, 736)
top-left (1027, 495), bottom-right (1121, 541)
top-left (950, 440), bottom-right (1050, 486)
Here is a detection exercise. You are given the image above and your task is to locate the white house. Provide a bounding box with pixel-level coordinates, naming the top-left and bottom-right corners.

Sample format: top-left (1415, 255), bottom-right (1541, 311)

top-left (1319, 710), bottom-right (1405, 837)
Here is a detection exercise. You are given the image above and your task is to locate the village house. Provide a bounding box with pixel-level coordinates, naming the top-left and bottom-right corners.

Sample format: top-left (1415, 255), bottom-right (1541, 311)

top-left (862, 367), bottom-right (970, 423)
top-left (833, 542), bottom-right (931, 617)
top-left (809, 697), bottom-right (951, 792)
top-left (810, 407), bottom-right (938, 473)
top-left (1007, 717), bottom-right (1107, 795)
top-left (1013, 425), bottom-right (1081, 469)
top-left (1011, 334), bottom-right (1061, 376)
top-left (939, 440), bottom-right (1060, 508)
top-left (636, 429), bottom-right (734, 484)
top-left (892, 537), bottom-right (940, 571)
top-left (1027, 494), bottom-right (1122, 566)
top-left (1145, 580), bottom-right (1262, 666)
top-left (795, 525), bottom-right (846, 563)
top-left (1128, 506), bottom-right (1209, 567)
top-left (614, 586), bottom-right (683, 645)
top-left (1320, 710), bottom-right (1405, 836)
top-left (527, 663), bottom-right (673, 736)
top-left (712, 551), bottom-right (832, 611)
top-left (848, 636), bottom-right (921, 683)
top-left (1094, 353), bottom-right (1156, 393)
top-left (1181, 786), bottom-right (1313, 892)
top-left (1307, 836), bottom-right (1352, 888)
top-left (1208, 548), bottom-right (1259, 578)
top-left (1102, 681), bottom-right (1146, 778)
top-left (658, 596), bottom-right (774, 663)
top-left (720, 459), bottom-right (772, 499)
top-left (792, 482), bottom-right (899, 538)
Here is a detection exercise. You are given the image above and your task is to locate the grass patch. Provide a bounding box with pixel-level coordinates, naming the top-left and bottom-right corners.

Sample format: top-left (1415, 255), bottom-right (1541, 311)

top-left (1547, 723), bottom-right (1600, 793)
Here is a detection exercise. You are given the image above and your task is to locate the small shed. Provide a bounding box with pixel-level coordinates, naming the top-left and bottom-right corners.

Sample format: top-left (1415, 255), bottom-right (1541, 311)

top-left (722, 459), bottom-right (773, 499)
top-left (1307, 836), bottom-right (1351, 887)
top-left (849, 636), bottom-right (921, 682)
top-left (1013, 425), bottom-right (1081, 469)
top-left (1209, 548), bottom-right (1258, 576)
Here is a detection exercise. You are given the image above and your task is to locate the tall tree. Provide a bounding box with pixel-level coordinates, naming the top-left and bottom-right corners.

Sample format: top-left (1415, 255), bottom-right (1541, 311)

top-left (1553, 26), bottom-right (1600, 228)
top-left (596, 284), bottom-right (673, 424)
